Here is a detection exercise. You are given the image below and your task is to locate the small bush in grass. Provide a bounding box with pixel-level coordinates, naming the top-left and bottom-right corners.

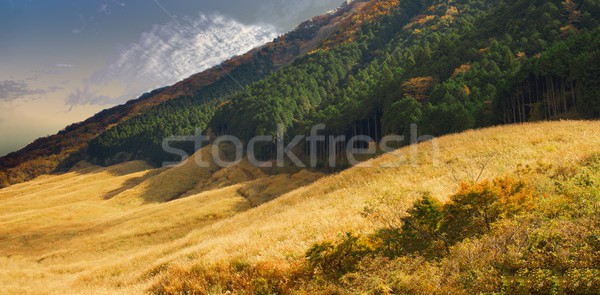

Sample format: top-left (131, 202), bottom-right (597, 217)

top-left (369, 177), bottom-right (536, 258)
top-left (370, 194), bottom-right (445, 258)
top-left (441, 176), bottom-right (536, 244)
top-left (397, 194), bottom-right (445, 257)
top-left (306, 233), bottom-right (374, 279)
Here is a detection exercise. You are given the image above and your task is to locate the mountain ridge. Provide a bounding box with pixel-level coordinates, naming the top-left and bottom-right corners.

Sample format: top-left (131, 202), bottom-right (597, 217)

top-left (2, 0), bottom-right (600, 189)
top-left (0, 0), bottom-right (398, 188)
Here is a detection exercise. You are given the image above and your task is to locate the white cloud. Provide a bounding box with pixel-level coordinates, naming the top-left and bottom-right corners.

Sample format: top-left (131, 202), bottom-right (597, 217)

top-left (0, 80), bottom-right (60, 101)
top-left (67, 85), bottom-right (110, 107)
top-left (68, 13), bottom-right (279, 106)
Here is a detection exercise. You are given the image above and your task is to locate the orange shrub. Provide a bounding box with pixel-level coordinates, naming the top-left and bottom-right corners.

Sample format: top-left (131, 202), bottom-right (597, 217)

top-left (441, 176), bottom-right (536, 244)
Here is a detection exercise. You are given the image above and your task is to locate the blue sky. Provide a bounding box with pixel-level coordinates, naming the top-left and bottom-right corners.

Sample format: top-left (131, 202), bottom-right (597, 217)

top-left (0, 0), bottom-right (343, 156)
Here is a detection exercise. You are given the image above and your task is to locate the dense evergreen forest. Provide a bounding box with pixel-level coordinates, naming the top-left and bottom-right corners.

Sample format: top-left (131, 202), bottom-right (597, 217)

top-left (88, 0), bottom-right (600, 166)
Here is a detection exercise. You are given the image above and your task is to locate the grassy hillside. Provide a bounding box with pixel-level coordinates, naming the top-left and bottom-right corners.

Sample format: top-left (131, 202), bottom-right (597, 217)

top-left (0, 121), bottom-right (598, 294)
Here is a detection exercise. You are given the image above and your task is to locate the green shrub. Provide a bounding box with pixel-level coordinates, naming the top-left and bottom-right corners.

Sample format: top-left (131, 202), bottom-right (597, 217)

top-left (306, 233), bottom-right (374, 279)
top-left (398, 194), bottom-right (445, 257)
top-left (370, 177), bottom-right (535, 258)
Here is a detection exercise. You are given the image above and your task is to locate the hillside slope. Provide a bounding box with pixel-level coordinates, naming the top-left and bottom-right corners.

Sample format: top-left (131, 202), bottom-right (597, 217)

top-left (0, 121), bottom-right (598, 294)
top-left (88, 0), bottom-right (600, 169)
top-left (3, 0), bottom-right (599, 187)
top-left (0, 0), bottom-right (399, 188)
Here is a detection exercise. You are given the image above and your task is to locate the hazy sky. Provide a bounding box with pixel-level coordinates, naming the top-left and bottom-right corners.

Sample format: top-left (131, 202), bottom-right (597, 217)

top-left (0, 0), bottom-right (343, 156)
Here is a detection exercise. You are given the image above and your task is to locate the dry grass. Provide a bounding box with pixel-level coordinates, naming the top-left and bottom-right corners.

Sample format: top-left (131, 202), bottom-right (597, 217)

top-left (0, 121), bottom-right (599, 294)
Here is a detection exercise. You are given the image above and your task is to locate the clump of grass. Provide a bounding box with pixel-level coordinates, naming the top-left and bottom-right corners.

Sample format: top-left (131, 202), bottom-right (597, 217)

top-left (149, 261), bottom-right (306, 295)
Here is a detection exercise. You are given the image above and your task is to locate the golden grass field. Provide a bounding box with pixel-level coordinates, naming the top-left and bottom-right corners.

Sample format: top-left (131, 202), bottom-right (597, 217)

top-left (0, 121), bottom-right (599, 294)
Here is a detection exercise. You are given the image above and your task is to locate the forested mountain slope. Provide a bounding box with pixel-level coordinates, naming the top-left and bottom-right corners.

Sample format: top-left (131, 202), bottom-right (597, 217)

top-left (89, 0), bottom-right (600, 167)
top-left (0, 0), bottom-right (396, 187)
top-left (2, 0), bottom-right (600, 187)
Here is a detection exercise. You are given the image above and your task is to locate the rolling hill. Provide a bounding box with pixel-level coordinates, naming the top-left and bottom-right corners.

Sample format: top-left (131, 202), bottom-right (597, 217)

top-left (0, 121), bottom-right (598, 294)
top-left (1, 0), bottom-right (600, 293)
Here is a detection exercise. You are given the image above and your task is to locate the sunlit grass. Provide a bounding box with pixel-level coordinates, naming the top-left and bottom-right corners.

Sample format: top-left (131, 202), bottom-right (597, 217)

top-left (0, 121), bottom-right (598, 294)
